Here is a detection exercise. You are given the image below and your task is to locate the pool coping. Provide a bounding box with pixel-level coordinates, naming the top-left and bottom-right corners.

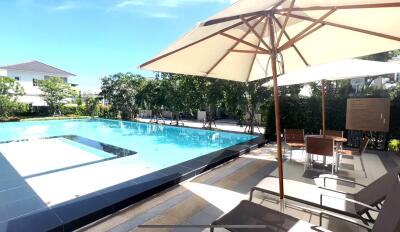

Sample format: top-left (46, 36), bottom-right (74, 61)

top-left (2, 127), bottom-right (266, 231)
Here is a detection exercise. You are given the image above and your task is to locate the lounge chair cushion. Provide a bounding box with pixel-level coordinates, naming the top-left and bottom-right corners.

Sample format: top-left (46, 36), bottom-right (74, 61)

top-left (213, 200), bottom-right (331, 232)
top-left (253, 177), bottom-right (357, 216)
top-left (354, 166), bottom-right (400, 215)
top-left (371, 173), bottom-right (400, 232)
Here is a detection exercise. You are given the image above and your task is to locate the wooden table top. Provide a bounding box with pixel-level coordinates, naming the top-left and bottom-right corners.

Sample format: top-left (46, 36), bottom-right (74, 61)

top-left (305, 134), bottom-right (347, 142)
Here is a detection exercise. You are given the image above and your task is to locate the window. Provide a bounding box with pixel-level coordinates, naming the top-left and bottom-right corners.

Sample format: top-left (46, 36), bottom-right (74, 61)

top-left (14, 77), bottom-right (20, 81)
top-left (33, 78), bottom-right (38, 86)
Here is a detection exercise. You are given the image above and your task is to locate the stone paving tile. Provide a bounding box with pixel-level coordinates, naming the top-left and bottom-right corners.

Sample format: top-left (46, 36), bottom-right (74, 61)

top-left (79, 144), bottom-right (400, 232)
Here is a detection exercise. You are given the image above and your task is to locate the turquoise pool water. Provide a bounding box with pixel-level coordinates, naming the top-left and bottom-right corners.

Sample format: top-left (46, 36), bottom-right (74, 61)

top-left (0, 118), bottom-right (256, 169)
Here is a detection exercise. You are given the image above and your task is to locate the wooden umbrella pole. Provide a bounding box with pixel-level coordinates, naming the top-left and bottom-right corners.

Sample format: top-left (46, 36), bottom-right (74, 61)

top-left (268, 15), bottom-right (284, 200)
top-left (322, 79), bottom-right (326, 136)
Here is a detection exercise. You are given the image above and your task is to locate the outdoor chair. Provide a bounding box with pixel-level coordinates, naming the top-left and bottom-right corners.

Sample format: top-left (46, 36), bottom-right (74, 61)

top-left (284, 129), bottom-right (306, 160)
top-left (306, 136), bottom-right (336, 174)
top-left (320, 130), bottom-right (344, 138)
top-left (337, 137), bottom-right (369, 178)
top-left (211, 172), bottom-right (400, 232)
top-left (249, 166), bottom-right (400, 224)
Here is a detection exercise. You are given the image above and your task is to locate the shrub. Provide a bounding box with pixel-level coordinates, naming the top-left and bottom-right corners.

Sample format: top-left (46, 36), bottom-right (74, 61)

top-left (61, 105), bottom-right (79, 115)
top-left (389, 139), bottom-right (400, 151)
top-left (0, 96), bottom-right (29, 117)
top-left (85, 97), bottom-right (100, 116)
top-left (99, 105), bottom-right (118, 118)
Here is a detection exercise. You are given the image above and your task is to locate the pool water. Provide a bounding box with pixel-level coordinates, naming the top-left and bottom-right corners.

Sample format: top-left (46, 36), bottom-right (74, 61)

top-left (0, 119), bottom-right (255, 169)
top-left (0, 119), bottom-right (256, 206)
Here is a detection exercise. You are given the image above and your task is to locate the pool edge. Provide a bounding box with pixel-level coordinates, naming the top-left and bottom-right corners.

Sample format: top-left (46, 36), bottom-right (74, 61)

top-left (3, 136), bottom-right (266, 232)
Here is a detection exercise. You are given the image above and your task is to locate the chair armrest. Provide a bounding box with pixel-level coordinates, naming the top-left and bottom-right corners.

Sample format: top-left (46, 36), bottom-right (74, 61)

top-left (285, 202), bottom-right (323, 215)
top-left (320, 194), bottom-right (379, 213)
top-left (319, 211), bottom-right (373, 231)
top-left (318, 186), bottom-right (355, 196)
top-left (323, 176), bottom-right (367, 188)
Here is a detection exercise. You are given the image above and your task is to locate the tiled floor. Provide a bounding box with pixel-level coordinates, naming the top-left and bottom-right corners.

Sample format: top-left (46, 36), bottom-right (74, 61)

top-left (78, 144), bottom-right (400, 232)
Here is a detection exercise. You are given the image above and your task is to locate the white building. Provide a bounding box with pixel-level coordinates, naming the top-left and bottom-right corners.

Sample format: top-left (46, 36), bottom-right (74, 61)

top-left (0, 61), bottom-right (77, 106)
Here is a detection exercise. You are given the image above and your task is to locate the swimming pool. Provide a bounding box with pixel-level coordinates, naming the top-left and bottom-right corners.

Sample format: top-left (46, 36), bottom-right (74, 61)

top-left (0, 118), bottom-right (261, 231)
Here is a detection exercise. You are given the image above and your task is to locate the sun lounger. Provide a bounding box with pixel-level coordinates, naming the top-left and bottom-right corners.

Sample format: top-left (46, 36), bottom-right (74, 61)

top-left (249, 166), bottom-right (400, 223)
top-left (211, 173), bottom-right (400, 232)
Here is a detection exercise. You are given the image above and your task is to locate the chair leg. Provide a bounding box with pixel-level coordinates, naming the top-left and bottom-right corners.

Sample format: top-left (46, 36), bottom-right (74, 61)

top-left (359, 155), bottom-right (367, 178)
top-left (290, 149), bottom-right (292, 160)
top-left (334, 154), bottom-right (339, 172)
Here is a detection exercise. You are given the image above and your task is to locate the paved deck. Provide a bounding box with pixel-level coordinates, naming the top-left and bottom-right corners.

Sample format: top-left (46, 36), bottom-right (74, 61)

top-left (135, 118), bottom-right (265, 134)
top-left (78, 144), bottom-right (400, 232)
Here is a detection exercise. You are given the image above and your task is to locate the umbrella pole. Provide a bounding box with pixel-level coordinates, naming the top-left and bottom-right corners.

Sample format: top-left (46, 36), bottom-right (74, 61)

top-left (322, 79), bottom-right (326, 136)
top-left (268, 16), bottom-right (284, 203)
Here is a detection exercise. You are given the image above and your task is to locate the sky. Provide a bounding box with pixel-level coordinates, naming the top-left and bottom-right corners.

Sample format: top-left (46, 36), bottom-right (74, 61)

top-left (0, 0), bottom-right (238, 92)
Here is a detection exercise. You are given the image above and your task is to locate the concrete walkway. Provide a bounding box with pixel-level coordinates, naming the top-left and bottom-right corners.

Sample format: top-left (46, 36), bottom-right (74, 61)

top-left (135, 118), bottom-right (265, 134)
top-left (78, 144), bottom-right (400, 232)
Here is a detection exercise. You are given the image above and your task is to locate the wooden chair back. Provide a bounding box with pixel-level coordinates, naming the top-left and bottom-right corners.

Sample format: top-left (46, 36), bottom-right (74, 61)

top-left (320, 130), bottom-right (343, 137)
top-left (285, 129), bottom-right (304, 143)
top-left (306, 136), bottom-right (334, 157)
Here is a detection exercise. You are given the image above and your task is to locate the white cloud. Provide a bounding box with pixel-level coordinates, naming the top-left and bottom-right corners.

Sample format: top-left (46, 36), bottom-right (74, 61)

top-left (49, 2), bottom-right (76, 11)
top-left (116, 0), bottom-right (145, 8)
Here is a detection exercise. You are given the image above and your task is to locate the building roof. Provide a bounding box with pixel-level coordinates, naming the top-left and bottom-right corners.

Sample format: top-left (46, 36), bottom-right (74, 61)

top-left (0, 60), bottom-right (76, 77)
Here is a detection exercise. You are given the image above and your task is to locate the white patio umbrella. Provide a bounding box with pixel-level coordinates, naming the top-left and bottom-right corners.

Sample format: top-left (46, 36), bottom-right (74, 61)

top-left (264, 58), bottom-right (400, 87)
top-left (263, 58), bottom-right (400, 134)
top-left (140, 0), bottom-right (400, 202)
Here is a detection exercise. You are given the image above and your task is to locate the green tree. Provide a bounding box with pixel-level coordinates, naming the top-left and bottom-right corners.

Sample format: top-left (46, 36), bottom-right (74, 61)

top-left (140, 78), bottom-right (164, 121)
top-left (246, 79), bottom-right (271, 134)
top-left (202, 79), bottom-right (225, 128)
top-left (38, 76), bottom-right (77, 115)
top-left (222, 81), bottom-right (247, 123)
top-left (85, 96), bottom-right (100, 116)
top-left (0, 77), bottom-right (26, 117)
top-left (0, 76), bottom-right (25, 97)
top-left (100, 73), bottom-right (145, 120)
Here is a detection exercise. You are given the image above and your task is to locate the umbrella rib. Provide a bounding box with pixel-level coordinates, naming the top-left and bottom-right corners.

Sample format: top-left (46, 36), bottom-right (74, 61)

top-left (276, 0), bottom-right (296, 47)
top-left (272, 15), bottom-right (309, 66)
top-left (201, 11), bottom-right (266, 27)
top-left (279, 12), bottom-right (400, 42)
top-left (277, 2), bottom-right (400, 12)
top-left (271, 0), bottom-right (287, 11)
top-left (278, 9), bottom-right (336, 52)
top-left (205, 16), bottom-right (265, 75)
top-left (220, 32), bottom-right (269, 52)
top-left (240, 15), bottom-right (271, 51)
top-left (244, 15), bottom-right (269, 82)
top-left (140, 14), bottom-right (261, 68)
top-left (231, 49), bottom-right (269, 54)
top-left (279, 23), bottom-right (325, 52)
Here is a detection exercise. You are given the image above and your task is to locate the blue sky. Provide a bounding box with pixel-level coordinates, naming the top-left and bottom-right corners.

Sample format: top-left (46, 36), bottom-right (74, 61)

top-left (0, 0), bottom-right (236, 92)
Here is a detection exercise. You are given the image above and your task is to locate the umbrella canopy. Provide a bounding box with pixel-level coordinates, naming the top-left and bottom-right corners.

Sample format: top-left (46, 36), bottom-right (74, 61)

top-left (264, 58), bottom-right (400, 86)
top-left (140, 0), bottom-right (400, 202)
top-left (141, 0), bottom-right (400, 82)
